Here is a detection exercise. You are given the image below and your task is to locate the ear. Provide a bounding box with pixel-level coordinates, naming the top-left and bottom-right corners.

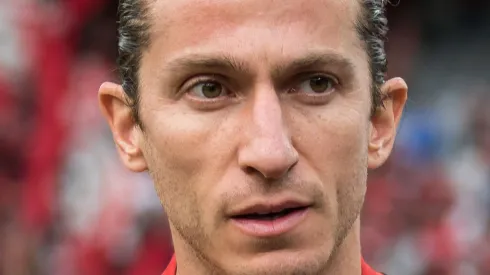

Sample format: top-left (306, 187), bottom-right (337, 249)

top-left (98, 82), bottom-right (148, 172)
top-left (368, 77), bottom-right (408, 169)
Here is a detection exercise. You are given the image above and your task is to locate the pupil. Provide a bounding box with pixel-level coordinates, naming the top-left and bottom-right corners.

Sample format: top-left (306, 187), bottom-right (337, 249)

top-left (310, 77), bottom-right (330, 93)
top-left (202, 83), bottom-right (222, 98)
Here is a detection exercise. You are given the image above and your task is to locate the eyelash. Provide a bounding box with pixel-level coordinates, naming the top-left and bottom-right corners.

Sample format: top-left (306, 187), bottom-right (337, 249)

top-left (181, 76), bottom-right (234, 109)
top-left (181, 73), bottom-right (340, 101)
top-left (290, 73), bottom-right (339, 90)
top-left (183, 75), bottom-right (223, 90)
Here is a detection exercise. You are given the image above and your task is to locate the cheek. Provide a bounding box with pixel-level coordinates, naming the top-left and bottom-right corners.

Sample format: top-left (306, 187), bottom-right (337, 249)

top-left (290, 101), bottom-right (370, 206)
top-left (296, 103), bottom-right (369, 232)
top-left (142, 102), bottom-right (229, 182)
top-left (140, 110), bottom-right (221, 249)
top-left (292, 103), bottom-right (369, 176)
top-left (141, 105), bottom-right (240, 225)
top-left (143, 134), bottom-right (202, 235)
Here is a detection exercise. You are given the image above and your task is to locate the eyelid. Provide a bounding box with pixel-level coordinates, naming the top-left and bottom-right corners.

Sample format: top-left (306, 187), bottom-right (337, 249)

top-left (286, 72), bottom-right (339, 92)
top-left (181, 75), bottom-right (228, 94)
top-left (180, 72), bottom-right (340, 96)
top-left (298, 72), bottom-right (339, 85)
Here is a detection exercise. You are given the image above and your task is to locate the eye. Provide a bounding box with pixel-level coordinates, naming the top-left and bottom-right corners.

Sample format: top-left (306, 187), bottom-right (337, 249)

top-left (296, 75), bottom-right (337, 94)
top-left (189, 81), bottom-right (227, 99)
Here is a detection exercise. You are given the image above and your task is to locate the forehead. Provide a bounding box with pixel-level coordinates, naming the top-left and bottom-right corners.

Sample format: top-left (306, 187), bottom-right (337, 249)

top-left (142, 0), bottom-right (367, 78)
top-left (148, 0), bottom-right (360, 27)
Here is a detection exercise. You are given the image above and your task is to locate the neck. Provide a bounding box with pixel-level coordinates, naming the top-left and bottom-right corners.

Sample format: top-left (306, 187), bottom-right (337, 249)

top-left (171, 219), bottom-right (363, 275)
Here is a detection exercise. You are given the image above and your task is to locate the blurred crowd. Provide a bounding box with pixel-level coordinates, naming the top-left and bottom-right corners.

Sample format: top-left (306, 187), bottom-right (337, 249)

top-left (0, 1), bottom-right (489, 275)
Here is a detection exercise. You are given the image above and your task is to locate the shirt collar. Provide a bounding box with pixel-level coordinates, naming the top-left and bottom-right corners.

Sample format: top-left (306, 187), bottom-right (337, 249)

top-left (162, 255), bottom-right (177, 275)
top-left (162, 255), bottom-right (383, 275)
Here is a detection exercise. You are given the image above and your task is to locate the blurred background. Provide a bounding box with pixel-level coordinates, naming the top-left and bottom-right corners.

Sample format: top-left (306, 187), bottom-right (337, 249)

top-left (0, 0), bottom-right (489, 274)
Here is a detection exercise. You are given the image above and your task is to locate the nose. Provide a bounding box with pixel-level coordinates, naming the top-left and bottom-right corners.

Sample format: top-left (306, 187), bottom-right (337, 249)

top-left (238, 87), bottom-right (298, 179)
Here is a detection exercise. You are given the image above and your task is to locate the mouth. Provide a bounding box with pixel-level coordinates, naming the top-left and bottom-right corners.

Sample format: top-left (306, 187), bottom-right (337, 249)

top-left (229, 202), bottom-right (311, 237)
top-left (232, 206), bottom-right (309, 220)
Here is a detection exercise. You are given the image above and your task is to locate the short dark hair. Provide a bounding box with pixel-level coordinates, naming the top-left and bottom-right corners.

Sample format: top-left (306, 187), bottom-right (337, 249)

top-left (117, 0), bottom-right (389, 125)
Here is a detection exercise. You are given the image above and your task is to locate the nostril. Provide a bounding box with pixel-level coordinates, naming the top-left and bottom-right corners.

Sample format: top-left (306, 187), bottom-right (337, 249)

top-left (244, 166), bottom-right (259, 175)
top-left (243, 158), bottom-right (297, 180)
top-left (238, 141), bottom-right (299, 180)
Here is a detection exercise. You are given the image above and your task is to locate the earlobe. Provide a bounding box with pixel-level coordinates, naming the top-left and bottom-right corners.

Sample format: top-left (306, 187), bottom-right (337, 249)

top-left (98, 82), bottom-right (148, 172)
top-left (368, 77), bottom-right (408, 169)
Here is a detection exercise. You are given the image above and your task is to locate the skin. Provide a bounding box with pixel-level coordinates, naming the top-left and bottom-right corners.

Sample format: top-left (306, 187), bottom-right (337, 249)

top-left (99, 0), bottom-right (408, 274)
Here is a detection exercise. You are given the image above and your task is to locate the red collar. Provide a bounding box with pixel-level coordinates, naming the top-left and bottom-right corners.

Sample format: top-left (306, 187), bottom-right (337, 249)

top-left (161, 255), bottom-right (176, 275)
top-left (162, 255), bottom-right (382, 275)
top-left (361, 258), bottom-right (383, 275)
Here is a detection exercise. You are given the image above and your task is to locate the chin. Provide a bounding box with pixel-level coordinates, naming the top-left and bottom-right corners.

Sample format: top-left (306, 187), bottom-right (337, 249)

top-left (227, 249), bottom-right (327, 275)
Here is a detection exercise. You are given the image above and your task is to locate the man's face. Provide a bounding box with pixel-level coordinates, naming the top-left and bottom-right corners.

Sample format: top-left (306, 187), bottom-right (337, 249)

top-left (100, 0), bottom-right (407, 274)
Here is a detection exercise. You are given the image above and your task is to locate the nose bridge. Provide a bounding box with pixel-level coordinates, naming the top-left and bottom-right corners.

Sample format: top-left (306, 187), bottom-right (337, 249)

top-left (238, 86), bottom-right (298, 179)
top-left (251, 87), bottom-right (285, 141)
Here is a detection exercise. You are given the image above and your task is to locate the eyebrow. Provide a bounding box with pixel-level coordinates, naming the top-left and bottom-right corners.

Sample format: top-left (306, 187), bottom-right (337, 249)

top-left (271, 52), bottom-right (356, 80)
top-left (163, 52), bottom-right (356, 80)
top-left (164, 53), bottom-right (252, 75)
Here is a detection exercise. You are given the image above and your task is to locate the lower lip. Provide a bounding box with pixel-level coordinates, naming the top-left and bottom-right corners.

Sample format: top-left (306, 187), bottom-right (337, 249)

top-left (230, 208), bottom-right (309, 237)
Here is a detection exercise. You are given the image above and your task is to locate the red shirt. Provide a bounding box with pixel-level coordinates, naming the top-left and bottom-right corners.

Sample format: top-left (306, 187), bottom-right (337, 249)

top-left (162, 255), bottom-right (383, 275)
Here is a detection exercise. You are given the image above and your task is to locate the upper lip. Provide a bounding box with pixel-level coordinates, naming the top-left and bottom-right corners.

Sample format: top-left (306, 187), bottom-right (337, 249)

top-left (228, 198), bottom-right (312, 217)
